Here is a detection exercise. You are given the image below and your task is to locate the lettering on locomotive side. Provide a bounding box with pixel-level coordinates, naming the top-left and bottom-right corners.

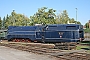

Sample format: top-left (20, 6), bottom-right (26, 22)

top-left (59, 32), bottom-right (64, 35)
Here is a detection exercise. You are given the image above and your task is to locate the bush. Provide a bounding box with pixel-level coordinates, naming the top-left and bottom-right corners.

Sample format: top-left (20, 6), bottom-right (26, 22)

top-left (84, 28), bottom-right (90, 33)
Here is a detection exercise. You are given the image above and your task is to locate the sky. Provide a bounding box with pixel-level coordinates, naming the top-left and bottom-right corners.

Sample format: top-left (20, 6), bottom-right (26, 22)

top-left (0, 0), bottom-right (90, 25)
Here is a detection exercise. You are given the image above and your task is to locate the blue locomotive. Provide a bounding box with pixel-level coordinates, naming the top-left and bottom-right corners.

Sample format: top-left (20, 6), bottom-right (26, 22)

top-left (7, 24), bottom-right (84, 43)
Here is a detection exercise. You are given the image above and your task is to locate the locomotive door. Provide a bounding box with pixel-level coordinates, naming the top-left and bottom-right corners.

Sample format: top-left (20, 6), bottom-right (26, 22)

top-left (71, 31), bottom-right (75, 39)
top-left (36, 27), bottom-right (45, 43)
top-left (73, 31), bottom-right (75, 39)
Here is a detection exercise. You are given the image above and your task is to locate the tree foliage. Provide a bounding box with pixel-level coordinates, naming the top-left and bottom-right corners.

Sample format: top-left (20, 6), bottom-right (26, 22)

top-left (0, 17), bottom-right (2, 29)
top-left (56, 10), bottom-right (69, 24)
top-left (0, 7), bottom-right (82, 29)
top-left (85, 22), bottom-right (89, 28)
top-left (56, 10), bottom-right (81, 24)
top-left (30, 7), bottom-right (56, 25)
top-left (3, 10), bottom-right (30, 28)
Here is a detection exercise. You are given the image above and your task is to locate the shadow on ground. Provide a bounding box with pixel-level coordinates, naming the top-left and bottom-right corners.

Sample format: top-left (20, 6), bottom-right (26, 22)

top-left (81, 48), bottom-right (90, 50)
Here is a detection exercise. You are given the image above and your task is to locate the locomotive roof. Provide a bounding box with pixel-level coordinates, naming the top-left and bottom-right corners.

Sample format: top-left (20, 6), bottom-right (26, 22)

top-left (8, 24), bottom-right (82, 30)
top-left (47, 24), bottom-right (81, 26)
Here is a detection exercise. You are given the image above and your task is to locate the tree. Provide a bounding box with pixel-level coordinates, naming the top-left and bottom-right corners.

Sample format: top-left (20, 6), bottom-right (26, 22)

top-left (56, 10), bottom-right (81, 24)
top-left (0, 17), bottom-right (2, 29)
top-left (85, 22), bottom-right (89, 28)
top-left (2, 7), bottom-right (82, 28)
top-left (30, 7), bottom-right (56, 25)
top-left (69, 18), bottom-right (81, 24)
top-left (56, 10), bottom-right (69, 24)
top-left (69, 18), bottom-right (75, 23)
top-left (4, 10), bottom-right (30, 28)
top-left (2, 16), bottom-right (6, 29)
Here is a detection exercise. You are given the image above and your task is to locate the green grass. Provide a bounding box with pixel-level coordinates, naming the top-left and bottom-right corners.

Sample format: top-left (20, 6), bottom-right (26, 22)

top-left (76, 45), bottom-right (90, 53)
top-left (84, 28), bottom-right (90, 33)
top-left (76, 45), bottom-right (90, 50)
top-left (87, 50), bottom-right (90, 53)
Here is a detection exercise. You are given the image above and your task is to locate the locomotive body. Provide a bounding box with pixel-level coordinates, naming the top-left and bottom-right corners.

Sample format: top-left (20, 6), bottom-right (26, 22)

top-left (7, 24), bottom-right (84, 43)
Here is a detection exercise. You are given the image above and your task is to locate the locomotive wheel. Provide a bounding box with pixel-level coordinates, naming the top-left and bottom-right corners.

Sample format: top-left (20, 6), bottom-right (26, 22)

top-left (11, 38), bottom-right (31, 43)
top-left (16, 39), bottom-right (20, 42)
top-left (12, 39), bottom-right (16, 42)
top-left (26, 39), bottom-right (31, 42)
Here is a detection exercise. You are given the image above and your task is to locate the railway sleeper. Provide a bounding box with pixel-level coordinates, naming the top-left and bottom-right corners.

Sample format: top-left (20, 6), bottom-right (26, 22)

top-left (54, 42), bottom-right (77, 50)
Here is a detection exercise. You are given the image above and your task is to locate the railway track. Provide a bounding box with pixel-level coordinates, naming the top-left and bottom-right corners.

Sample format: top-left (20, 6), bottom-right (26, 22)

top-left (0, 42), bottom-right (90, 60)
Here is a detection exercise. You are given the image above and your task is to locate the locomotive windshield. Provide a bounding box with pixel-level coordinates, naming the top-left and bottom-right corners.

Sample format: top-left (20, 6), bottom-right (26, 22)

top-left (66, 26), bottom-right (76, 29)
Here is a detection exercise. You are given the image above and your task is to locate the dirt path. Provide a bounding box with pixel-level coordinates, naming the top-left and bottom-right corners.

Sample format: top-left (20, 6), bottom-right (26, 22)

top-left (0, 46), bottom-right (57, 60)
